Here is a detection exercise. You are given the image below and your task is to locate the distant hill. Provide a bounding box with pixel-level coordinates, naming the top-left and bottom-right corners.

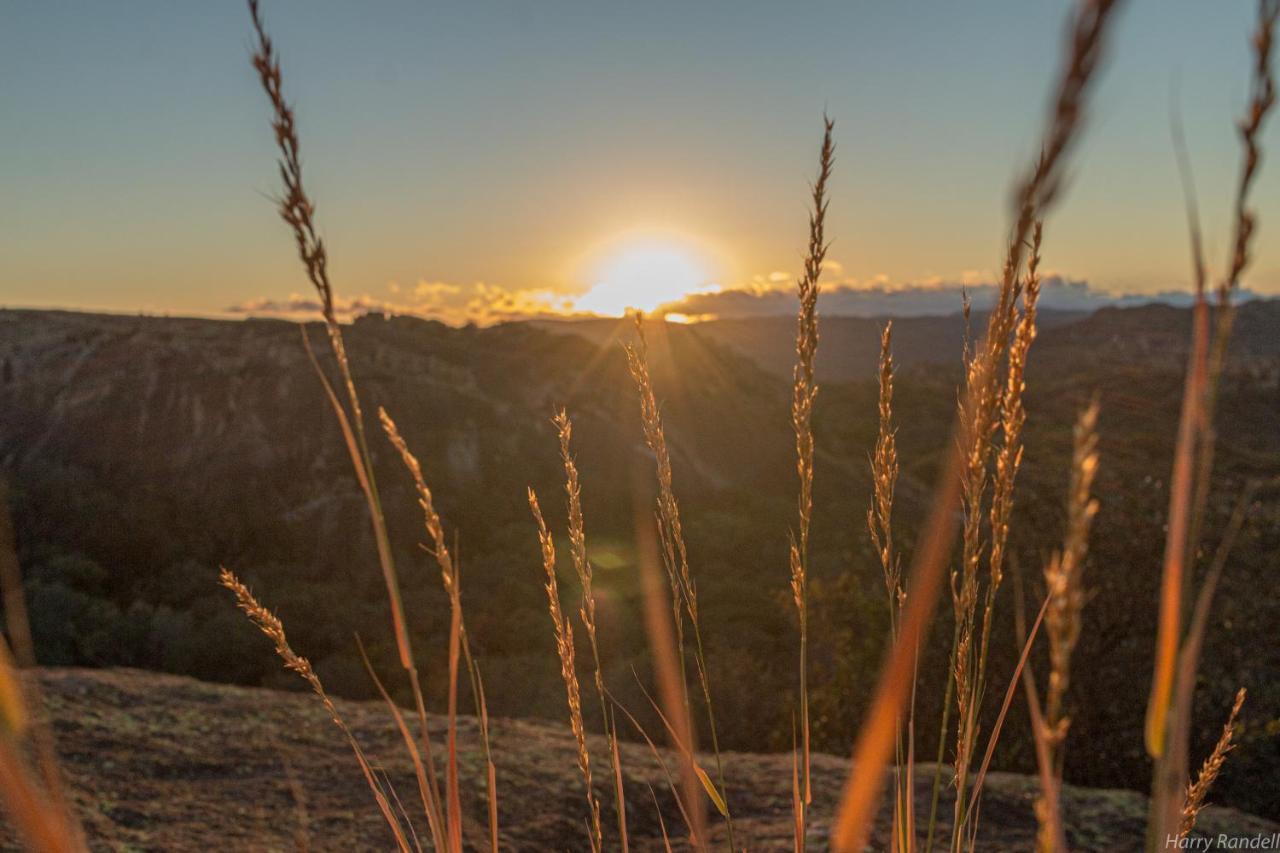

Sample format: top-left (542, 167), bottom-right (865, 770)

top-left (532, 300), bottom-right (1280, 382)
top-left (1, 303), bottom-right (1278, 818)
top-left (533, 310), bottom-right (1085, 382)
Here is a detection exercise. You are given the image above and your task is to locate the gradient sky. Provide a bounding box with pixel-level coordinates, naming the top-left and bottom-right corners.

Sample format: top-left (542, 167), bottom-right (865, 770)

top-left (2, 1), bottom-right (1277, 321)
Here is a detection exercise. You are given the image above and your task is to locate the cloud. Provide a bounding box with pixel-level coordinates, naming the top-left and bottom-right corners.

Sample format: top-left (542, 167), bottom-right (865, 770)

top-left (228, 280), bottom-right (577, 326)
top-left (227, 293), bottom-right (402, 319)
top-left (413, 280), bottom-right (461, 300)
top-left (656, 275), bottom-right (1265, 320)
top-left (228, 272), bottom-right (1267, 327)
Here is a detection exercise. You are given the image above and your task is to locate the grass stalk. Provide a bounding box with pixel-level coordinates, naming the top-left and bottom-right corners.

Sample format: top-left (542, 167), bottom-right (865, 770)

top-left (220, 569), bottom-right (415, 852)
top-left (868, 322), bottom-right (912, 851)
top-left (624, 316), bottom-right (733, 848)
top-left (628, 467), bottom-right (707, 850)
top-left (948, 221), bottom-right (1042, 851)
top-left (1016, 401), bottom-right (1100, 851)
top-left (555, 410), bottom-right (629, 851)
top-left (789, 114), bottom-right (834, 852)
top-left (1179, 688), bottom-right (1246, 840)
top-left (244, 4), bottom-right (505, 847)
top-left (529, 489), bottom-right (604, 853)
top-left (247, 0), bottom-right (414, 675)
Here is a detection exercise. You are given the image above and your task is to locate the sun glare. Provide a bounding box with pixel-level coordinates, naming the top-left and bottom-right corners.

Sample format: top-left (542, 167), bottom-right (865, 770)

top-left (573, 240), bottom-right (715, 316)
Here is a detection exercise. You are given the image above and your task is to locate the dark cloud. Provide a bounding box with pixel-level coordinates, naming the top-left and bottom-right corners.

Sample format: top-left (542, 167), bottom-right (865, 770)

top-left (659, 277), bottom-right (1263, 319)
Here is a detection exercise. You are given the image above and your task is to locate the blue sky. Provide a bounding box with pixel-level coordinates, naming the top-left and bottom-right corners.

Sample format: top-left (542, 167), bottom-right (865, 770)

top-left (2, 1), bottom-right (1276, 320)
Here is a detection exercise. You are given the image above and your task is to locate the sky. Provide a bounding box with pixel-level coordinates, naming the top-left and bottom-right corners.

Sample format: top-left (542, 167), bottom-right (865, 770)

top-left (2, 1), bottom-right (1277, 324)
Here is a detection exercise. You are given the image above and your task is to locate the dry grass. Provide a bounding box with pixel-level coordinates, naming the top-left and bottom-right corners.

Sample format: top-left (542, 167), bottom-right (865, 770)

top-left (219, 568), bottom-right (415, 852)
top-left (554, 410), bottom-right (630, 852)
top-left (234, 3), bottom-right (500, 850)
top-left (0, 645), bottom-right (77, 853)
top-left (867, 321), bottom-right (915, 853)
top-left (628, 471), bottom-right (707, 850)
top-left (246, 0), bottom-right (412, 675)
top-left (1042, 401), bottom-right (1099, 757)
top-left (834, 2), bottom-right (1122, 849)
top-left (7, 0), bottom-right (1277, 850)
top-left (948, 217), bottom-right (1043, 849)
top-left (1179, 688), bottom-right (1247, 840)
top-left (1017, 401), bottom-right (1101, 852)
top-left (142, 1), bottom-right (1280, 851)
top-left (868, 322), bottom-right (901, 619)
top-left (233, 0), bottom-right (1271, 850)
top-left (624, 314), bottom-right (732, 847)
top-left (379, 408), bottom-right (499, 853)
top-left (789, 114), bottom-right (835, 852)
top-left (528, 490), bottom-right (603, 852)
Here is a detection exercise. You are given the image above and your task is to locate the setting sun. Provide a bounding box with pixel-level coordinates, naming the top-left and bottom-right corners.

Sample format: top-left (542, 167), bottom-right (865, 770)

top-left (573, 240), bottom-right (716, 316)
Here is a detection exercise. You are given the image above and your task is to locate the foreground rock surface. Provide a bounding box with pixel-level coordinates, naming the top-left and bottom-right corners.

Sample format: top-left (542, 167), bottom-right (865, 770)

top-left (9, 668), bottom-right (1277, 851)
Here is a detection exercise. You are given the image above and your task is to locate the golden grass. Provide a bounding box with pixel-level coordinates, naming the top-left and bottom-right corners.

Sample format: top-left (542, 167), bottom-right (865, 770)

top-left (195, 1), bottom-right (1280, 850)
top-left (867, 322), bottom-right (917, 853)
top-left (237, 3), bottom-right (500, 849)
top-left (219, 568), bottom-right (415, 852)
top-left (624, 314), bottom-right (732, 847)
top-left (0, 732), bottom-right (82, 853)
top-left (789, 114), bottom-right (835, 851)
top-left (869, 322), bottom-right (901, 619)
top-left (629, 478), bottom-right (707, 849)
top-left (1179, 688), bottom-right (1247, 840)
top-left (0, 1), bottom-right (1251, 850)
top-left (1016, 400), bottom-right (1101, 852)
top-left (247, 0), bottom-right (412, 676)
top-left (1042, 401), bottom-right (1099, 755)
top-left (0, 0), bottom-right (1270, 849)
top-left (379, 407), bottom-right (499, 853)
top-left (0, 631), bottom-right (83, 853)
top-left (554, 410), bottom-right (630, 852)
top-left (232, 0), bottom-right (1273, 846)
top-left (528, 489), bottom-right (603, 852)
top-left (835, 2), bottom-right (1122, 849)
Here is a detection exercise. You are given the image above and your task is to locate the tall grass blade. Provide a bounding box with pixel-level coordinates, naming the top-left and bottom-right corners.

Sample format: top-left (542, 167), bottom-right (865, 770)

top-left (247, 0), bottom-right (415, 673)
top-left (609, 709), bottom-right (630, 853)
top-left (612, 687), bottom-right (700, 845)
top-left (356, 637), bottom-right (447, 852)
top-left (0, 736), bottom-right (84, 853)
top-left (625, 320), bottom-right (723, 848)
top-left (790, 116), bottom-right (835, 853)
top-left (629, 464), bottom-right (707, 850)
top-left (1146, 3), bottom-right (1275, 843)
top-left (529, 489), bottom-right (603, 852)
top-left (555, 410), bottom-right (629, 849)
top-left (963, 594), bottom-right (1050, 827)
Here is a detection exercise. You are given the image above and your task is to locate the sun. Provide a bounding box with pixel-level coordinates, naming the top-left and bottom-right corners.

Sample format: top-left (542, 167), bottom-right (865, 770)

top-left (573, 239), bottom-right (715, 317)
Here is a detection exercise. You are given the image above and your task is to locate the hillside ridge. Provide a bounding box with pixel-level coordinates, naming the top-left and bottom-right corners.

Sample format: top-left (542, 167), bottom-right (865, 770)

top-left (15, 667), bottom-right (1279, 851)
